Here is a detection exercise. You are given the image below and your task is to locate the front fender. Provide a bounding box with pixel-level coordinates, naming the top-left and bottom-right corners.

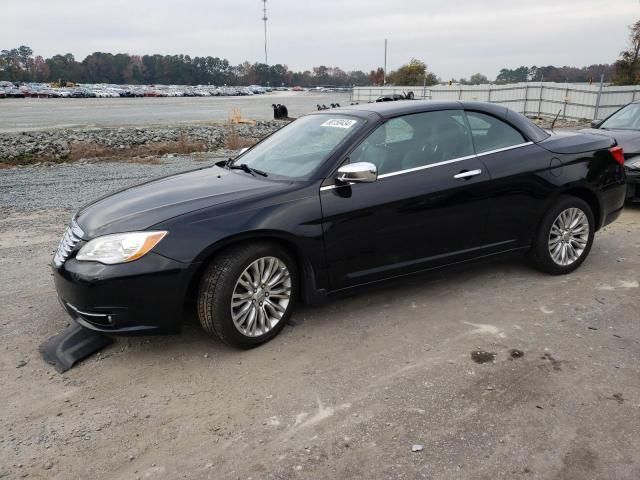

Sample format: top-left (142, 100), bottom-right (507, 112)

top-left (150, 187), bottom-right (329, 297)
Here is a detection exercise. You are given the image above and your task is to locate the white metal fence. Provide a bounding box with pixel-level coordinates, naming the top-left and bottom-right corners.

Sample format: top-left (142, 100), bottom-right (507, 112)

top-left (350, 83), bottom-right (640, 121)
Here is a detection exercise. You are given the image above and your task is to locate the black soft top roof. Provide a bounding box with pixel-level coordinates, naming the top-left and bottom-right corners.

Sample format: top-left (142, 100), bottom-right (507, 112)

top-left (315, 100), bottom-right (549, 143)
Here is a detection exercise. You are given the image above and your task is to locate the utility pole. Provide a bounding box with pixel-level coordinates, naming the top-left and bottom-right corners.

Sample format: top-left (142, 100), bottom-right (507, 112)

top-left (383, 38), bottom-right (387, 85)
top-left (262, 0), bottom-right (268, 65)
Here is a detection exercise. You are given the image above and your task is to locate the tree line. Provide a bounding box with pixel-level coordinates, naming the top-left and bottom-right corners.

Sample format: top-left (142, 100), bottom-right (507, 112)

top-left (614, 19), bottom-right (640, 85)
top-left (0, 46), bottom-right (407, 87)
top-left (492, 64), bottom-right (617, 84)
top-left (0, 47), bottom-right (378, 87)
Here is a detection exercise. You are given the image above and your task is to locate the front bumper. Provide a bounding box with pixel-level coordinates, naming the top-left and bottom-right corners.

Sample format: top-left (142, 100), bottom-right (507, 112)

top-left (52, 252), bottom-right (193, 335)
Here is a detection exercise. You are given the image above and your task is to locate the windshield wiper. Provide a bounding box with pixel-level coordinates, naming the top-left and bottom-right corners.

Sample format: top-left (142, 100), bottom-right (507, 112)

top-left (229, 163), bottom-right (268, 177)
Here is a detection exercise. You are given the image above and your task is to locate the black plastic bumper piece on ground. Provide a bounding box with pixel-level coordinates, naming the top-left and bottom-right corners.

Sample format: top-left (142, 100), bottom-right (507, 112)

top-left (39, 322), bottom-right (113, 373)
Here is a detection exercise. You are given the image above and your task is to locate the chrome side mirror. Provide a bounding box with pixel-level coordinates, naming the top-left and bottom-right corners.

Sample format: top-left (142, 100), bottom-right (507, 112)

top-left (336, 162), bottom-right (378, 184)
top-left (590, 119), bottom-right (602, 129)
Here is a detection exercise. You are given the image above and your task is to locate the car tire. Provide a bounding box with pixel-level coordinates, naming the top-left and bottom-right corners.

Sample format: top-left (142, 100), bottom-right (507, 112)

top-left (197, 242), bottom-right (297, 349)
top-left (529, 195), bottom-right (595, 275)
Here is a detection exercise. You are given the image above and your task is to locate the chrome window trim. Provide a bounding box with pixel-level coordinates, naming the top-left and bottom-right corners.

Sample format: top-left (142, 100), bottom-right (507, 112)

top-left (476, 141), bottom-right (534, 158)
top-left (378, 153), bottom-right (477, 179)
top-left (320, 141), bottom-right (533, 190)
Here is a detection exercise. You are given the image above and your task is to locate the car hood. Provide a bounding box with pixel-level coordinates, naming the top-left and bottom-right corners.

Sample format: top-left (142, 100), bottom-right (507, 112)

top-left (76, 166), bottom-right (285, 238)
top-left (579, 128), bottom-right (640, 156)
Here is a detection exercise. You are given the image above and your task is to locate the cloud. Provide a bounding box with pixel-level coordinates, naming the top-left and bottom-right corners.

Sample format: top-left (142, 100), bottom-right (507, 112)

top-left (0, 0), bottom-right (635, 79)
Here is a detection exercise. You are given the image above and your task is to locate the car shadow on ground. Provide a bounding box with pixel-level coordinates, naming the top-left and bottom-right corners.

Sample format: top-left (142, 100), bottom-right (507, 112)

top-left (109, 254), bottom-right (536, 362)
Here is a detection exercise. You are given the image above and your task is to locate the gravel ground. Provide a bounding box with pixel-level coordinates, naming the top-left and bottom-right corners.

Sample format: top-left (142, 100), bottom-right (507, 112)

top-left (0, 154), bottom-right (226, 213)
top-left (1, 158), bottom-right (639, 479)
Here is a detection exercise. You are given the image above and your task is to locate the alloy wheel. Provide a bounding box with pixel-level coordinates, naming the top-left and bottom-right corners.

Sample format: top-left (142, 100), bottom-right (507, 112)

top-left (230, 256), bottom-right (292, 337)
top-left (548, 207), bottom-right (589, 266)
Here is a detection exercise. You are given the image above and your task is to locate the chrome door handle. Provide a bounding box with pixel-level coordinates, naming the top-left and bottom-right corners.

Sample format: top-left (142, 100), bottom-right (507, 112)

top-left (454, 169), bottom-right (482, 179)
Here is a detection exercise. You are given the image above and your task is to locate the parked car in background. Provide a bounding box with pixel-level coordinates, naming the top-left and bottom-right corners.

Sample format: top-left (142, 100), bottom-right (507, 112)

top-left (52, 101), bottom-right (626, 349)
top-left (248, 85), bottom-right (265, 94)
top-left (0, 82), bottom-right (300, 99)
top-left (581, 101), bottom-right (640, 202)
top-left (70, 88), bottom-right (94, 98)
top-left (4, 88), bottom-right (25, 98)
top-left (376, 91), bottom-right (415, 102)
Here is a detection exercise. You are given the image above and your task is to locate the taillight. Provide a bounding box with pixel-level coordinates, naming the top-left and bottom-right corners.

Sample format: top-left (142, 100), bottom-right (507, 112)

top-left (609, 146), bottom-right (625, 165)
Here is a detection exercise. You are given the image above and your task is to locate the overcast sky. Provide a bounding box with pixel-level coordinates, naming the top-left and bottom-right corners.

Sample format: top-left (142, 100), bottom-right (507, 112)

top-left (1, 0), bottom-right (638, 79)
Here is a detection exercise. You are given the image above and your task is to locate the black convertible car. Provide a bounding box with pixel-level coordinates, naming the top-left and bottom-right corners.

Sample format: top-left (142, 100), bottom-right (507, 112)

top-left (52, 101), bottom-right (627, 348)
top-left (580, 100), bottom-right (640, 202)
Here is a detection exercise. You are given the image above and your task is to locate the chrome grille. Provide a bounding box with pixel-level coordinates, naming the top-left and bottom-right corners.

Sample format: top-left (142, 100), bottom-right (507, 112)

top-left (53, 220), bottom-right (84, 267)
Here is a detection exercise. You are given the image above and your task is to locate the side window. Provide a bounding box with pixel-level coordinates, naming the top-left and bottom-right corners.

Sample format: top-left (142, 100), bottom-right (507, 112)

top-left (384, 117), bottom-right (414, 143)
top-left (601, 103), bottom-right (640, 130)
top-left (465, 111), bottom-right (526, 154)
top-left (393, 110), bottom-right (474, 173)
top-left (349, 110), bottom-right (474, 175)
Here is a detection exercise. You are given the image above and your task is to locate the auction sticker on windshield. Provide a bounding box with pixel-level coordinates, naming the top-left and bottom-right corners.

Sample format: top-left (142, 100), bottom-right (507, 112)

top-left (321, 119), bottom-right (358, 129)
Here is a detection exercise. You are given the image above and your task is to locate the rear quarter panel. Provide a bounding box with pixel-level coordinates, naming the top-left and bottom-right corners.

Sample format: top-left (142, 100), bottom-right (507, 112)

top-left (557, 149), bottom-right (627, 228)
top-left (482, 142), bottom-right (626, 249)
top-left (535, 131), bottom-right (626, 229)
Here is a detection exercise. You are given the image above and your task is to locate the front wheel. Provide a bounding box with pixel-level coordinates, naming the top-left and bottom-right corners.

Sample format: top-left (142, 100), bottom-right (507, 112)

top-left (529, 196), bottom-right (595, 275)
top-left (197, 243), bottom-right (297, 348)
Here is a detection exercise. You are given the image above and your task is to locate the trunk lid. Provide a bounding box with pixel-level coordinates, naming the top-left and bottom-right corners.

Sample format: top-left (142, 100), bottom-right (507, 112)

top-left (537, 130), bottom-right (615, 154)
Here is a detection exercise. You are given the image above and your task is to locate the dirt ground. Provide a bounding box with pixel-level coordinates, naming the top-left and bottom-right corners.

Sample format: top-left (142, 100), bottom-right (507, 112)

top-left (1, 202), bottom-right (640, 479)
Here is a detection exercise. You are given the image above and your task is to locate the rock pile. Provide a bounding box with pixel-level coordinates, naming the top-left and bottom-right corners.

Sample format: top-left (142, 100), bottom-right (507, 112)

top-left (0, 121), bottom-right (285, 164)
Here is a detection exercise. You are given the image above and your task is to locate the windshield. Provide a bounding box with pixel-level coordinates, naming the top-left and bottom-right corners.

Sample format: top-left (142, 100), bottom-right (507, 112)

top-left (600, 103), bottom-right (640, 130)
top-left (232, 114), bottom-right (364, 179)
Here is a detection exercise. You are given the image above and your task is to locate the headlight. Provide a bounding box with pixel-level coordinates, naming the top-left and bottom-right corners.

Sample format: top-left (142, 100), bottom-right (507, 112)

top-left (76, 231), bottom-right (167, 264)
top-left (627, 156), bottom-right (640, 170)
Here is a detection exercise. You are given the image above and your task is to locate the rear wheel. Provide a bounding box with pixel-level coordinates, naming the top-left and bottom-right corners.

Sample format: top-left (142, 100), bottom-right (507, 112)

top-left (197, 242), bottom-right (297, 348)
top-left (529, 196), bottom-right (595, 275)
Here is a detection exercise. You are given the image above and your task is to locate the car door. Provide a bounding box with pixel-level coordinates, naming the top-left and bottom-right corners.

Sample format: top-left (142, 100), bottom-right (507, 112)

top-left (464, 110), bottom-right (554, 248)
top-left (320, 109), bottom-right (493, 290)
